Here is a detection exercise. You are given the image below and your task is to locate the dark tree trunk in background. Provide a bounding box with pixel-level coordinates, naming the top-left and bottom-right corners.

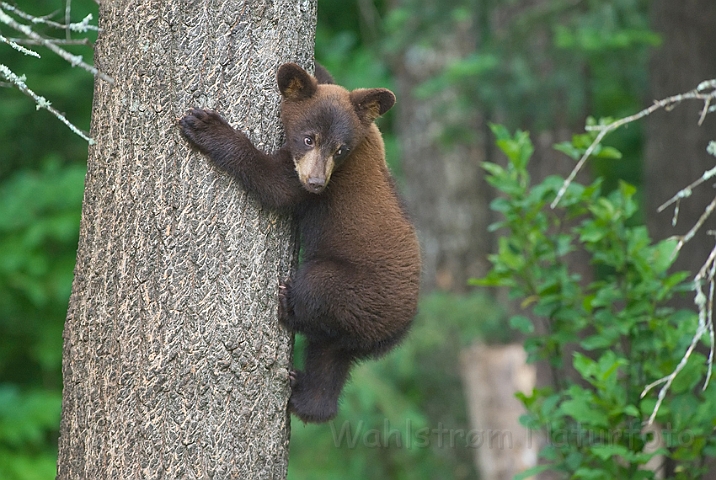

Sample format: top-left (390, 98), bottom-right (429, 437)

top-left (392, 19), bottom-right (492, 293)
top-left (646, 2), bottom-right (716, 477)
top-left (56, 1), bottom-right (315, 478)
top-left (645, 0), bottom-right (716, 296)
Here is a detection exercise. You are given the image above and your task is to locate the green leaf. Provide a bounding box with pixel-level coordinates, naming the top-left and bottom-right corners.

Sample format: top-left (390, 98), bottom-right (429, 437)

top-left (580, 333), bottom-right (617, 351)
top-left (670, 353), bottom-right (706, 394)
top-left (490, 125), bottom-right (534, 170)
top-left (650, 239), bottom-right (679, 274)
top-left (509, 315), bottom-right (534, 334)
top-left (618, 180), bottom-right (637, 202)
top-left (514, 464), bottom-right (552, 480)
top-left (578, 221), bottom-right (607, 243)
top-left (489, 123), bottom-right (511, 142)
top-left (573, 352), bottom-right (596, 379)
top-left (482, 161), bottom-right (507, 178)
top-left (541, 394), bottom-right (561, 417)
top-left (623, 404), bottom-right (640, 418)
top-left (590, 443), bottom-right (632, 461)
top-left (554, 141), bottom-right (582, 161)
top-left (560, 389), bottom-right (609, 427)
top-left (595, 146), bottom-right (622, 159)
top-left (594, 351), bottom-right (626, 384)
top-left (573, 467), bottom-right (611, 480)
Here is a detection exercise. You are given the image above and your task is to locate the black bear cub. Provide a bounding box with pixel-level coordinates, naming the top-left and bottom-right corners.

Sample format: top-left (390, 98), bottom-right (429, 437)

top-left (179, 63), bottom-right (421, 423)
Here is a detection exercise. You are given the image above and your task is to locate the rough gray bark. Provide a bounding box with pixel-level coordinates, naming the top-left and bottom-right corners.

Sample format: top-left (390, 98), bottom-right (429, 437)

top-left (57, 1), bottom-right (315, 478)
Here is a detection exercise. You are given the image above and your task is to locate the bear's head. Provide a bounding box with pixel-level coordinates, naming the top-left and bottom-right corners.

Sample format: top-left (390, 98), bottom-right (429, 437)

top-left (276, 63), bottom-right (395, 194)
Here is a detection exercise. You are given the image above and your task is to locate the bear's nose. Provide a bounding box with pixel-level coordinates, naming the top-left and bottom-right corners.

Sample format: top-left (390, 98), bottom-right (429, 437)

top-left (307, 177), bottom-right (325, 191)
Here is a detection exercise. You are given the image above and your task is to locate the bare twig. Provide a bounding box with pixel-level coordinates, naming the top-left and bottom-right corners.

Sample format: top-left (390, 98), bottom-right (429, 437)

top-left (0, 33), bottom-right (40, 57)
top-left (640, 322), bottom-right (699, 426)
top-left (0, 6), bottom-right (112, 84)
top-left (0, 2), bottom-right (107, 143)
top-left (0, 1), bottom-right (98, 31)
top-left (640, 222), bottom-right (716, 426)
top-left (0, 65), bottom-right (94, 144)
top-left (658, 166), bottom-right (716, 214)
top-left (551, 79), bottom-right (716, 209)
top-left (7, 37), bottom-right (90, 46)
top-left (671, 196), bottom-right (716, 253)
top-left (65, 0), bottom-right (72, 40)
top-left (2, 4), bottom-right (60, 24)
top-left (641, 274), bottom-right (711, 425)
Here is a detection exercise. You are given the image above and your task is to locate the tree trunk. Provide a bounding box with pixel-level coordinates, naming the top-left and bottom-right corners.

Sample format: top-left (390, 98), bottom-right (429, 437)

top-left (645, 0), bottom-right (716, 296)
top-left (56, 1), bottom-right (315, 478)
top-left (645, 3), bottom-right (716, 477)
top-left (391, 15), bottom-right (492, 293)
top-left (460, 344), bottom-right (538, 480)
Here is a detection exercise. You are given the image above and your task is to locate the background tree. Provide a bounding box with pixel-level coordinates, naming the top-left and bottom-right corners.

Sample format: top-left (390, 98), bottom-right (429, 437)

top-left (382, 0), bottom-right (657, 295)
top-left (56, 0), bottom-right (315, 478)
top-left (645, 0), bottom-right (716, 305)
top-left (644, 2), bottom-right (716, 476)
top-left (384, 0), bottom-right (490, 293)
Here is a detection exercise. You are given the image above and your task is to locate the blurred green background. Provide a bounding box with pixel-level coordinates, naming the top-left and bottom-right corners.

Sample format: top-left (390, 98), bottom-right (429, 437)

top-left (1, 0), bottom-right (714, 478)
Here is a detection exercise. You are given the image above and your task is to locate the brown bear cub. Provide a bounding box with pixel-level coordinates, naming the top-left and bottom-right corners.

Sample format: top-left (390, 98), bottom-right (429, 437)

top-left (179, 63), bottom-right (421, 423)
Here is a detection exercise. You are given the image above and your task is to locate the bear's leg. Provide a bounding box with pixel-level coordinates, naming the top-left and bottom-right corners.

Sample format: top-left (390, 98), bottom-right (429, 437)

top-left (279, 259), bottom-right (373, 342)
top-left (289, 339), bottom-right (353, 423)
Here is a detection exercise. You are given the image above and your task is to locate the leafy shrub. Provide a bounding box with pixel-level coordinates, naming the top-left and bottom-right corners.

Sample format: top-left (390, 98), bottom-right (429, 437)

top-left (476, 125), bottom-right (716, 479)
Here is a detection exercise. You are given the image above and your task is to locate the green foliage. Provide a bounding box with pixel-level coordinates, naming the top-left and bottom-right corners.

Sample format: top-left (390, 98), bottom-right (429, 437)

top-left (390, 0), bottom-right (655, 126)
top-left (476, 126), bottom-right (716, 478)
top-left (554, 117), bottom-right (623, 162)
top-left (0, 0), bottom-right (98, 475)
top-left (0, 161), bottom-right (85, 377)
top-left (382, 0), bottom-right (653, 193)
top-left (0, 386), bottom-right (61, 480)
top-left (288, 291), bottom-right (503, 480)
top-left (0, 160), bottom-right (84, 479)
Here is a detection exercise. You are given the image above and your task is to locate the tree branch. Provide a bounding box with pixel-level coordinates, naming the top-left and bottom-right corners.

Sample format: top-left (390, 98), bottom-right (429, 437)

top-left (0, 1), bottom-right (99, 32)
top-left (0, 65), bottom-right (94, 144)
top-left (0, 5), bottom-right (112, 84)
top-left (6, 37), bottom-right (91, 46)
top-left (551, 80), bottom-right (716, 209)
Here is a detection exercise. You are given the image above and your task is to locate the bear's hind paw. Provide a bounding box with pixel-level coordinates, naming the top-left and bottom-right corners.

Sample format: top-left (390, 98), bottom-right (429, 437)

top-left (278, 277), bottom-right (294, 328)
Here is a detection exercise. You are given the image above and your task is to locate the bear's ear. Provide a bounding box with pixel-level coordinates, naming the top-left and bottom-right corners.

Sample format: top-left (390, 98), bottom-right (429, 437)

top-left (277, 63), bottom-right (317, 100)
top-left (350, 88), bottom-right (396, 124)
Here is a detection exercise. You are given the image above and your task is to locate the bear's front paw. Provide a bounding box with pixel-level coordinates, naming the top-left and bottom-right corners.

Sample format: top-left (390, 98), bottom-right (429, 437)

top-left (178, 108), bottom-right (235, 153)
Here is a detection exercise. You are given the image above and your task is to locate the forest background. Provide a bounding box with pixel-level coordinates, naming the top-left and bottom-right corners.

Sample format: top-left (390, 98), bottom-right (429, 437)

top-left (1, 0), bottom-right (714, 479)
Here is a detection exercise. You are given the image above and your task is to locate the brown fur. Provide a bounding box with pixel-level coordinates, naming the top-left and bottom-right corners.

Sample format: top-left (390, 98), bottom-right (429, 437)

top-left (179, 63), bottom-right (421, 423)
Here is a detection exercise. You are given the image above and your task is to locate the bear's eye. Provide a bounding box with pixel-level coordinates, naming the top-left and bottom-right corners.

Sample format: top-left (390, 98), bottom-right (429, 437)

top-left (335, 145), bottom-right (350, 159)
top-left (304, 136), bottom-right (314, 147)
